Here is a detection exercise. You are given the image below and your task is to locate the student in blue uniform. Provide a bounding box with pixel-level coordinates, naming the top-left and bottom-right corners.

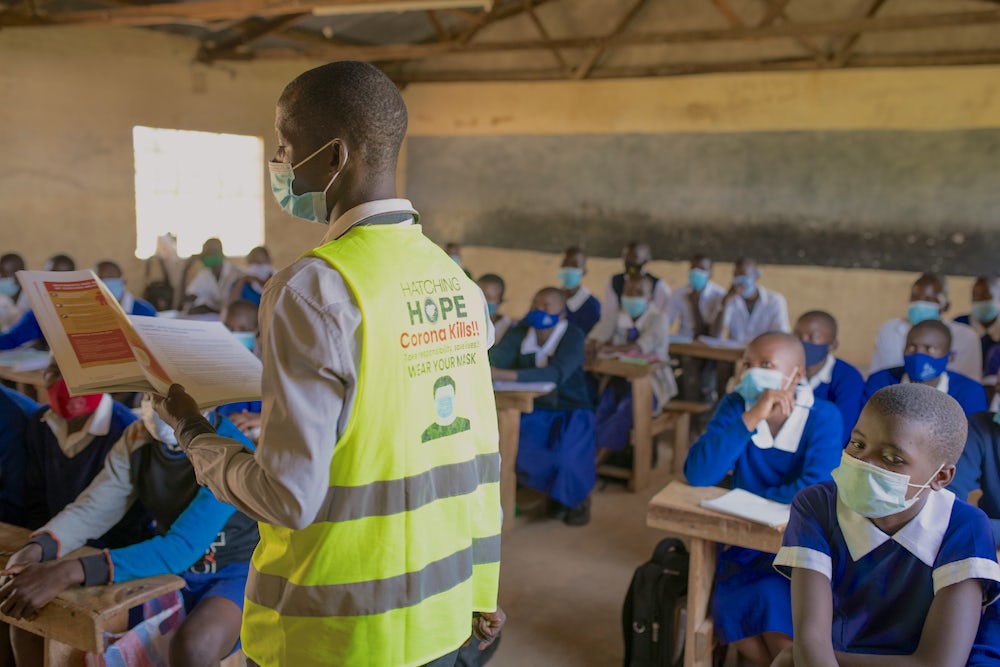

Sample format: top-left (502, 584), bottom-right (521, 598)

top-left (215, 299), bottom-right (263, 440)
top-left (772, 384), bottom-right (1000, 666)
top-left (1, 398), bottom-right (259, 667)
top-left (0, 252), bottom-right (28, 329)
top-left (949, 408), bottom-right (1000, 547)
top-left (489, 287), bottom-right (595, 526)
top-left (96, 260), bottom-right (157, 317)
top-left (227, 246), bottom-right (274, 308)
top-left (794, 310), bottom-right (864, 443)
top-left (954, 275), bottom-right (1000, 378)
top-left (558, 247), bottom-right (601, 336)
top-left (684, 332), bottom-right (843, 666)
top-left (0, 253), bottom-right (75, 350)
top-left (864, 319), bottom-right (987, 417)
top-left (0, 385), bottom-right (39, 526)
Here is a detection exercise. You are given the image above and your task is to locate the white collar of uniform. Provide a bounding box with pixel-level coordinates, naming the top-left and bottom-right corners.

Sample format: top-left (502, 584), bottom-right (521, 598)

top-left (836, 485), bottom-right (954, 566)
top-left (322, 198), bottom-right (419, 243)
top-left (902, 371), bottom-right (949, 394)
top-left (566, 286), bottom-right (592, 312)
top-left (44, 393), bottom-right (113, 457)
top-left (521, 319), bottom-right (568, 368)
top-left (971, 316), bottom-right (1000, 342)
top-left (617, 307), bottom-right (650, 332)
top-left (120, 291), bottom-right (135, 314)
top-left (807, 354), bottom-right (836, 390)
top-left (749, 384), bottom-right (814, 453)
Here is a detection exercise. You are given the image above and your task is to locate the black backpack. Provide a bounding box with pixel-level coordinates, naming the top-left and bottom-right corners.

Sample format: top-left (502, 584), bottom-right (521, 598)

top-left (622, 538), bottom-right (689, 667)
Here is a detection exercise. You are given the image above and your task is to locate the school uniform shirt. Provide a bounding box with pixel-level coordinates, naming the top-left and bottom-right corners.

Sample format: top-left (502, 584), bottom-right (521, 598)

top-left (0, 294), bottom-right (157, 350)
top-left (120, 291), bottom-right (157, 317)
top-left (173, 199), bottom-right (494, 529)
top-left (29, 417), bottom-right (258, 585)
top-left (589, 306), bottom-right (678, 408)
top-left (185, 260), bottom-right (243, 312)
top-left (806, 354), bottom-right (865, 444)
top-left (870, 317), bottom-right (983, 381)
top-left (955, 314), bottom-right (1000, 378)
top-left (863, 367), bottom-right (987, 417)
top-left (667, 282), bottom-right (726, 339)
top-left (0, 291), bottom-right (26, 330)
top-left (719, 285), bottom-right (790, 344)
top-left (949, 411), bottom-right (1000, 547)
top-left (489, 321), bottom-right (591, 411)
top-left (565, 286), bottom-right (601, 336)
top-left (0, 386), bottom-right (39, 526)
top-left (774, 481), bottom-right (1000, 655)
top-left (969, 602), bottom-right (1000, 666)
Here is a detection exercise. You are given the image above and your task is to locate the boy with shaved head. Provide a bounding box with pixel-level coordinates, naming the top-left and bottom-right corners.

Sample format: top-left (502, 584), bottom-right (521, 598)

top-left (684, 332), bottom-right (843, 666)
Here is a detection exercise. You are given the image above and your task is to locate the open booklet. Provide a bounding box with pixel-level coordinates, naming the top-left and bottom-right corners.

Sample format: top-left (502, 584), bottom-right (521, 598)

top-left (17, 270), bottom-right (262, 408)
top-left (700, 488), bottom-right (791, 527)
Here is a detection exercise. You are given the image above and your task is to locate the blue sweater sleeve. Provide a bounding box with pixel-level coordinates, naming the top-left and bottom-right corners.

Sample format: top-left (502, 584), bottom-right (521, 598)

top-left (131, 298), bottom-right (157, 317)
top-left (683, 393), bottom-right (754, 487)
top-left (515, 326), bottom-right (585, 385)
top-left (0, 311), bottom-right (43, 350)
top-left (572, 298), bottom-right (601, 336)
top-left (107, 486), bottom-right (235, 582)
top-left (948, 414), bottom-right (1000, 546)
top-left (759, 401), bottom-right (843, 504)
top-left (955, 378), bottom-right (988, 416)
top-left (862, 370), bottom-right (895, 402)
top-left (831, 361), bottom-right (865, 442)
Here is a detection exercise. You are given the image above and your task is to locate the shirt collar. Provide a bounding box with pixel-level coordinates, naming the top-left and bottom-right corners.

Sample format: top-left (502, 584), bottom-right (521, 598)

top-left (807, 354), bottom-right (836, 390)
top-left (566, 286), bottom-right (592, 312)
top-left (749, 384), bottom-right (814, 453)
top-left (322, 198), bottom-right (419, 243)
top-left (902, 371), bottom-right (949, 394)
top-left (836, 486), bottom-right (955, 567)
top-left (44, 393), bottom-right (113, 457)
top-left (521, 319), bottom-right (568, 368)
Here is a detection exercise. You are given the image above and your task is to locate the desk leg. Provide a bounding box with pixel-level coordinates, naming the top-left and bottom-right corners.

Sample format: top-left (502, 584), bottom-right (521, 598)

top-left (45, 640), bottom-right (84, 667)
top-left (685, 538), bottom-right (716, 667)
top-left (630, 377), bottom-right (653, 492)
top-left (672, 412), bottom-right (691, 476)
top-left (497, 408), bottom-right (521, 534)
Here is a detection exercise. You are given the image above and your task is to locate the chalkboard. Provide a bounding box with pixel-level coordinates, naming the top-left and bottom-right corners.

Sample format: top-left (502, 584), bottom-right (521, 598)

top-left (405, 130), bottom-right (1000, 275)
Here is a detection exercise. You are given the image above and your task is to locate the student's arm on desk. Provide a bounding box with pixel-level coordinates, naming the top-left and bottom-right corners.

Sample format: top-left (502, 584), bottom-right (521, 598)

top-left (0, 310), bottom-right (43, 350)
top-left (487, 327), bottom-right (520, 369)
top-left (683, 393), bottom-right (754, 486)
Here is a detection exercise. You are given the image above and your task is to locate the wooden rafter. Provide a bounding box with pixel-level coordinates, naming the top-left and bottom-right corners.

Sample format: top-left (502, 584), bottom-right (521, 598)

top-left (828, 0), bottom-right (887, 68)
top-left (426, 9), bottom-right (449, 41)
top-left (522, 0), bottom-right (570, 76)
top-left (572, 0), bottom-right (650, 79)
top-left (197, 12), bottom-right (307, 60)
top-left (757, 0), bottom-right (793, 27)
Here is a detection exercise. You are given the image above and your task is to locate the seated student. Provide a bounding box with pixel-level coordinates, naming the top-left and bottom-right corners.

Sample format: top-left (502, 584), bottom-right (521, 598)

top-left (0, 385), bottom-right (39, 526)
top-left (870, 272), bottom-right (982, 381)
top-left (228, 246), bottom-right (274, 307)
top-left (96, 260), bottom-right (157, 317)
top-left (599, 241), bottom-right (671, 326)
top-left (713, 257), bottom-right (790, 344)
top-left (684, 332), bottom-right (843, 666)
top-left (773, 384), bottom-right (1000, 667)
top-left (864, 320), bottom-right (987, 417)
top-left (0, 253), bottom-right (75, 350)
top-left (590, 274), bottom-right (677, 462)
top-left (948, 406), bottom-right (1000, 547)
top-left (667, 254), bottom-right (726, 399)
top-left (215, 299), bottom-right (263, 440)
top-left (0, 397), bottom-right (259, 667)
top-left (477, 274), bottom-right (513, 344)
top-left (794, 310), bottom-right (864, 443)
top-left (558, 247), bottom-right (601, 335)
top-left (0, 252), bottom-right (27, 329)
top-left (183, 238), bottom-right (243, 315)
top-left (23, 358), bottom-right (148, 548)
top-left (955, 275), bottom-right (1000, 378)
top-left (445, 242), bottom-right (472, 278)
top-left (489, 287), bottom-right (595, 525)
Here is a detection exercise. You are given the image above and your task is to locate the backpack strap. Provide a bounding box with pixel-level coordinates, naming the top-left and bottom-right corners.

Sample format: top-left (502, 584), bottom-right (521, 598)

top-left (651, 537), bottom-right (687, 565)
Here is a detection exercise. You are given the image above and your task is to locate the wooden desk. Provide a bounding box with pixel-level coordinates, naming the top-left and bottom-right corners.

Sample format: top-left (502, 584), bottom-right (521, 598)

top-left (586, 357), bottom-right (666, 491)
top-left (0, 366), bottom-right (46, 400)
top-left (647, 482), bottom-right (785, 667)
top-left (0, 523), bottom-right (184, 666)
top-left (494, 390), bottom-right (547, 534)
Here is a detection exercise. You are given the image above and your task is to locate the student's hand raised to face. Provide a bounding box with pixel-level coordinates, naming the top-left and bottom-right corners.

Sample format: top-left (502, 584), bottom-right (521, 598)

top-left (742, 388), bottom-right (795, 430)
top-left (151, 384), bottom-right (201, 429)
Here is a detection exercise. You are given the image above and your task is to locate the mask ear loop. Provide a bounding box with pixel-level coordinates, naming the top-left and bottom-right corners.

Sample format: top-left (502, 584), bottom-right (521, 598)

top-left (322, 141), bottom-right (349, 195)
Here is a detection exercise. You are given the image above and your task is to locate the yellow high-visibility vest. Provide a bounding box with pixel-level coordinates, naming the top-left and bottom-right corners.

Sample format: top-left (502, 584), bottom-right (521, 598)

top-left (241, 223), bottom-right (501, 667)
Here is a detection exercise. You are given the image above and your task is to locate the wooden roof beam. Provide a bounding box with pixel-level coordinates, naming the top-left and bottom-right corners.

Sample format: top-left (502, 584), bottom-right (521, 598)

top-left (828, 0), bottom-right (888, 68)
top-left (572, 0), bottom-right (650, 80)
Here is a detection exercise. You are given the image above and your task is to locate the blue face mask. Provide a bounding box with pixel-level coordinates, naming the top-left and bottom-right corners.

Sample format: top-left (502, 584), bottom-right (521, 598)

top-left (903, 352), bottom-right (948, 382)
top-left (734, 367), bottom-right (787, 406)
top-left (907, 300), bottom-right (940, 325)
top-left (487, 302), bottom-right (498, 317)
top-left (558, 267), bottom-right (583, 289)
top-left (449, 255), bottom-right (462, 265)
top-left (526, 309), bottom-right (559, 330)
top-left (802, 341), bottom-right (830, 367)
top-left (436, 394), bottom-right (454, 420)
top-left (733, 274), bottom-right (757, 299)
top-left (102, 278), bottom-right (126, 302)
top-left (971, 300), bottom-right (999, 323)
top-left (232, 331), bottom-right (257, 352)
top-left (688, 268), bottom-right (709, 292)
top-left (267, 138), bottom-right (344, 225)
top-left (0, 277), bottom-right (19, 299)
top-left (621, 296), bottom-right (648, 319)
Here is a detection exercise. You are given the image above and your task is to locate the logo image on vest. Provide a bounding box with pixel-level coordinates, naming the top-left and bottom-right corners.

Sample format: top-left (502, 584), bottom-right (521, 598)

top-left (421, 375), bottom-right (471, 443)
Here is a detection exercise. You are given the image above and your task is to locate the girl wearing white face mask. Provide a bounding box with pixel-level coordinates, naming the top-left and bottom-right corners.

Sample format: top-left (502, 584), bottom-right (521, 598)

top-left (772, 383), bottom-right (1000, 667)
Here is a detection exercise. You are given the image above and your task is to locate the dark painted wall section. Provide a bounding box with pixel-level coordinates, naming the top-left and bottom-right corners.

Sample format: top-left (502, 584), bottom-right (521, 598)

top-left (406, 130), bottom-right (1000, 275)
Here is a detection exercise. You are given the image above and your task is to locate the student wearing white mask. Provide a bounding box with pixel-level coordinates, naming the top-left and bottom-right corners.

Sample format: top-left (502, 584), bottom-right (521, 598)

top-left (558, 247), bottom-right (600, 336)
top-left (229, 246), bottom-right (275, 308)
top-left (0, 254), bottom-right (76, 350)
top-left (954, 275), bottom-right (1000, 378)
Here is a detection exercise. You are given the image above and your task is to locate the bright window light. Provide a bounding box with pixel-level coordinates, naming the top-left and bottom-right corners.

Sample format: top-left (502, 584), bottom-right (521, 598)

top-left (133, 126), bottom-right (264, 258)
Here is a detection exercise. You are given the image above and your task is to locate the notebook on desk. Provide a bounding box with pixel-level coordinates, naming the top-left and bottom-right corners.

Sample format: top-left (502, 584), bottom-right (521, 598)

top-left (700, 488), bottom-right (791, 527)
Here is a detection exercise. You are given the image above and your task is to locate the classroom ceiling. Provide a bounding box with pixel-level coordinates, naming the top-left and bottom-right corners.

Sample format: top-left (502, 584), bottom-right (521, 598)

top-left (3, 0), bottom-right (1000, 83)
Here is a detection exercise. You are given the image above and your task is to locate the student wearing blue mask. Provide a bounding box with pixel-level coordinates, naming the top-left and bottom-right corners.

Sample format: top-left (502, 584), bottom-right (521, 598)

top-left (590, 274), bottom-right (676, 464)
top-left (0, 253), bottom-right (75, 350)
top-left (0, 253), bottom-right (27, 330)
top-left (558, 247), bottom-right (600, 335)
top-left (489, 287), bottom-right (595, 525)
top-left (600, 242), bottom-right (671, 329)
top-left (864, 320), bottom-right (987, 417)
top-left (714, 257), bottom-right (790, 344)
top-left (684, 332), bottom-right (842, 666)
top-left (870, 272), bottom-right (982, 381)
top-left (96, 261), bottom-right (157, 317)
top-left (955, 275), bottom-right (1000, 378)
top-left (477, 273), bottom-right (512, 344)
top-left (772, 384), bottom-right (1000, 667)
top-left (794, 310), bottom-right (864, 444)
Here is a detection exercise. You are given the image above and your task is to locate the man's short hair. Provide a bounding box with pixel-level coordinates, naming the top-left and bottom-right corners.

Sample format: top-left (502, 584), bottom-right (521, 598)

top-left (798, 310), bottom-right (838, 338)
top-left (908, 319), bottom-right (952, 348)
top-left (47, 254), bottom-right (75, 271)
top-left (915, 272), bottom-right (948, 299)
top-left (96, 260), bottom-right (121, 274)
top-left (867, 384), bottom-right (968, 464)
top-left (477, 273), bottom-right (505, 300)
top-left (433, 375), bottom-right (456, 393)
top-left (279, 61), bottom-right (407, 172)
top-left (0, 253), bottom-right (24, 270)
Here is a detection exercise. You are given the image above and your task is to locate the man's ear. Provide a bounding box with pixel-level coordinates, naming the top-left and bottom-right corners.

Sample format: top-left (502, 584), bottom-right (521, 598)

top-left (931, 463), bottom-right (956, 490)
top-left (829, 339), bottom-right (839, 353)
top-left (327, 138), bottom-right (350, 174)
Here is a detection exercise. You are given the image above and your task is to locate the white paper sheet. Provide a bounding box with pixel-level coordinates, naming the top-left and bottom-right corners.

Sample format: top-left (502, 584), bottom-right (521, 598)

top-left (700, 488), bottom-right (791, 527)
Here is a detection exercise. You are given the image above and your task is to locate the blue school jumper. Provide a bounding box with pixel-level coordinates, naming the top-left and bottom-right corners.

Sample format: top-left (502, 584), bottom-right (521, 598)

top-left (489, 322), bottom-right (596, 508)
top-left (969, 603), bottom-right (1000, 666)
top-left (684, 390), bottom-right (843, 643)
top-left (949, 412), bottom-right (1000, 547)
top-left (0, 386), bottom-right (39, 526)
top-left (863, 367), bottom-right (987, 417)
top-left (956, 314), bottom-right (1000, 378)
top-left (808, 356), bottom-right (864, 444)
top-left (565, 293), bottom-right (601, 336)
top-left (774, 482), bottom-right (1000, 655)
